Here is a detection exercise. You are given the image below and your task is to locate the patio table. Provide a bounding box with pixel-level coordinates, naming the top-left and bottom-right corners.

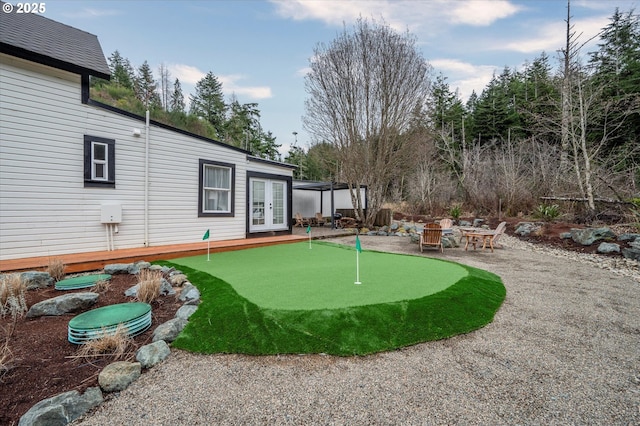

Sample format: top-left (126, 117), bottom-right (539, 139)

top-left (461, 228), bottom-right (497, 252)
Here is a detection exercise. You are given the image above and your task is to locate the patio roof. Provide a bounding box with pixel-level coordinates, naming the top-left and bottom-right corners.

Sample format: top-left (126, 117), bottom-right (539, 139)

top-left (293, 180), bottom-right (365, 191)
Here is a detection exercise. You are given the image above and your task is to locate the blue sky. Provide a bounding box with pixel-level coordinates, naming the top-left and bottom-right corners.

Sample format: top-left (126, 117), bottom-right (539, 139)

top-left (40, 0), bottom-right (637, 156)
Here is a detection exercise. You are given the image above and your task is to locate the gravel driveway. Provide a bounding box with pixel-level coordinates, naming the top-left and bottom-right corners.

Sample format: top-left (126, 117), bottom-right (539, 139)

top-left (74, 235), bottom-right (640, 425)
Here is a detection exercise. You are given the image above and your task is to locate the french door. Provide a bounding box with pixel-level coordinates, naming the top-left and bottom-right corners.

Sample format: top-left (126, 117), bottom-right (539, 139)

top-left (249, 178), bottom-right (288, 232)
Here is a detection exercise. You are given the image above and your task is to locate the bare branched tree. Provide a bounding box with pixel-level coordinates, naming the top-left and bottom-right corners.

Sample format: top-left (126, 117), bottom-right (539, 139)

top-left (303, 18), bottom-right (432, 226)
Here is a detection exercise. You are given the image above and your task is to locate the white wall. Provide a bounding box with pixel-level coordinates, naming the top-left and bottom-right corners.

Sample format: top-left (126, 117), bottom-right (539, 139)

top-left (0, 54), bottom-right (291, 260)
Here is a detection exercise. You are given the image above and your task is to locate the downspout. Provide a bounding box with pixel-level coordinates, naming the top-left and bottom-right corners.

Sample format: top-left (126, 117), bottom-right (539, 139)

top-left (144, 110), bottom-right (149, 246)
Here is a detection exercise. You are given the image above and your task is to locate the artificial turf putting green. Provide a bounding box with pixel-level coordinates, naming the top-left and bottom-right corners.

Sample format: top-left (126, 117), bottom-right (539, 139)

top-left (161, 241), bottom-right (506, 356)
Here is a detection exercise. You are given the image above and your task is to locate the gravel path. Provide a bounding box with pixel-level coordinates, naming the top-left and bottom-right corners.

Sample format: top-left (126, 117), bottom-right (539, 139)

top-left (74, 235), bottom-right (640, 425)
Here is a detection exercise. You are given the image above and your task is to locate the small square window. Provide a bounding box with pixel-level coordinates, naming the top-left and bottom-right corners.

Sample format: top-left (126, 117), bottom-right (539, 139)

top-left (84, 135), bottom-right (115, 188)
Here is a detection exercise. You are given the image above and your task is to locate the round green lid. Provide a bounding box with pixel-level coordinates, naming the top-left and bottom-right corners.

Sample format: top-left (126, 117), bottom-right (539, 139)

top-left (69, 302), bottom-right (151, 330)
top-left (56, 274), bottom-right (111, 290)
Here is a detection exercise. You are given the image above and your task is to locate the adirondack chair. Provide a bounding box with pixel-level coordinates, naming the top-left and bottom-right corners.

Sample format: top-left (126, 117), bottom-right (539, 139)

top-left (294, 212), bottom-right (310, 228)
top-left (439, 218), bottom-right (454, 237)
top-left (490, 221), bottom-right (507, 249)
top-left (420, 223), bottom-right (443, 253)
top-left (315, 212), bottom-right (326, 227)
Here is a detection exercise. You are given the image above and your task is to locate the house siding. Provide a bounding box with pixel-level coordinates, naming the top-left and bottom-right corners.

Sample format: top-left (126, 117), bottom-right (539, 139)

top-left (0, 53), bottom-right (291, 260)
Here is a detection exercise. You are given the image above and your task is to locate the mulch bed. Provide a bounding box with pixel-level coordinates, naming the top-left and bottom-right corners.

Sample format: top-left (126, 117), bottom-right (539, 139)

top-left (0, 273), bottom-right (183, 426)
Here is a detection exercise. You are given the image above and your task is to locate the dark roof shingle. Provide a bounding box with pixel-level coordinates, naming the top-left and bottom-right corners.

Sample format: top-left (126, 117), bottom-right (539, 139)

top-left (0, 1), bottom-right (110, 78)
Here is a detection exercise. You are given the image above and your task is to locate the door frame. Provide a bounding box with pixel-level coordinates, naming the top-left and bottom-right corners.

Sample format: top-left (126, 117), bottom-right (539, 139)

top-left (246, 171), bottom-right (292, 237)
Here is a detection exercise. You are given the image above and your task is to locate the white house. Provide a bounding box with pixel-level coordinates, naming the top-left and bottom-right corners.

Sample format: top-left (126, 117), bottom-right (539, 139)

top-left (0, 7), bottom-right (296, 262)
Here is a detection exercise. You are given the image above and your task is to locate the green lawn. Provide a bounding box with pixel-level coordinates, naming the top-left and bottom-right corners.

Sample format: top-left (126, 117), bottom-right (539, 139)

top-left (160, 241), bottom-right (506, 356)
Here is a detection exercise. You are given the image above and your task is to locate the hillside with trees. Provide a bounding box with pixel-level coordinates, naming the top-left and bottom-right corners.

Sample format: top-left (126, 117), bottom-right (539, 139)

top-left (90, 52), bottom-right (281, 161)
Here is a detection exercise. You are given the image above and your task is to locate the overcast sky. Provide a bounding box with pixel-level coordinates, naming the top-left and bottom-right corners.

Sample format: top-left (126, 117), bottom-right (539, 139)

top-left (40, 0), bottom-right (638, 156)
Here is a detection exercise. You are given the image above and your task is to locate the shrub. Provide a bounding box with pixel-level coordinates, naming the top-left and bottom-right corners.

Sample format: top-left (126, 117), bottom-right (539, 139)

top-left (136, 269), bottom-right (162, 304)
top-left (76, 324), bottom-right (132, 360)
top-left (449, 204), bottom-right (462, 221)
top-left (533, 204), bottom-right (561, 221)
top-left (0, 335), bottom-right (12, 380)
top-left (47, 258), bottom-right (66, 282)
top-left (90, 279), bottom-right (111, 294)
top-left (0, 274), bottom-right (27, 320)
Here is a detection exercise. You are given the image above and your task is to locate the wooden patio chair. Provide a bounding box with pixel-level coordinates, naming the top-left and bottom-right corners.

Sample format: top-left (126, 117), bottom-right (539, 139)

top-left (294, 212), bottom-right (310, 228)
top-left (315, 212), bottom-right (326, 227)
top-left (439, 218), bottom-right (454, 237)
top-left (489, 221), bottom-right (507, 249)
top-left (420, 223), bottom-right (443, 253)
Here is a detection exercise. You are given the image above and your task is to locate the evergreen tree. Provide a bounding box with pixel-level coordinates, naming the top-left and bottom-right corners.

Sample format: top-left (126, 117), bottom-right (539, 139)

top-left (108, 50), bottom-right (134, 89)
top-left (190, 71), bottom-right (226, 137)
top-left (134, 60), bottom-right (161, 109)
top-left (169, 78), bottom-right (185, 113)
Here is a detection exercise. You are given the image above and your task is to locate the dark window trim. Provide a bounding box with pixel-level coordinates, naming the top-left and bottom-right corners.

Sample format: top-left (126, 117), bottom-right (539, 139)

top-left (84, 135), bottom-right (115, 188)
top-left (198, 159), bottom-right (235, 217)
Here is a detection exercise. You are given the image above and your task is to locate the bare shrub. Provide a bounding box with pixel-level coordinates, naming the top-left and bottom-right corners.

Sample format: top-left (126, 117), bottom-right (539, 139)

top-left (1, 274), bottom-right (27, 320)
top-left (136, 269), bottom-right (162, 304)
top-left (76, 324), bottom-right (132, 360)
top-left (90, 279), bottom-right (111, 294)
top-left (0, 334), bottom-right (13, 381)
top-left (47, 258), bottom-right (66, 281)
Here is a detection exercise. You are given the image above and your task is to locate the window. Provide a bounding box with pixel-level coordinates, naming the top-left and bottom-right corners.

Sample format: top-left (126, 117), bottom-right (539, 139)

top-left (84, 135), bottom-right (115, 188)
top-left (198, 159), bottom-right (235, 217)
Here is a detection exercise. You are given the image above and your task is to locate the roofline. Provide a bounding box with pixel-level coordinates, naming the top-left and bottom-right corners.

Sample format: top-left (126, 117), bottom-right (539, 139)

top-left (0, 42), bottom-right (111, 80)
top-left (247, 155), bottom-right (297, 170)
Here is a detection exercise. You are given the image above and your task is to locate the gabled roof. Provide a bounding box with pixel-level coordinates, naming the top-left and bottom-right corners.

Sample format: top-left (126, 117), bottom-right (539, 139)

top-left (0, 1), bottom-right (110, 79)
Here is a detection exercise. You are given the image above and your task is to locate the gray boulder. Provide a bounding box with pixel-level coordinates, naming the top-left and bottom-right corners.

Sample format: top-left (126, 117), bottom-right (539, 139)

top-left (622, 247), bottom-right (640, 261)
top-left (169, 273), bottom-right (188, 287)
top-left (559, 232), bottom-right (573, 239)
top-left (18, 387), bottom-right (102, 426)
top-left (570, 227), bottom-right (616, 245)
top-left (618, 233), bottom-right (640, 242)
top-left (20, 272), bottom-right (54, 290)
top-left (103, 263), bottom-right (132, 275)
top-left (178, 283), bottom-right (200, 303)
top-left (159, 278), bottom-right (176, 296)
top-left (458, 220), bottom-right (472, 227)
top-left (175, 304), bottom-right (198, 320)
top-left (152, 317), bottom-right (188, 343)
top-left (472, 218), bottom-right (484, 227)
top-left (597, 242), bottom-right (620, 254)
top-left (514, 222), bottom-right (541, 237)
top-left (26, 293), bottom-right (99, 318)
top-left (98, 361), bottom-right (141, 393)
top-left (389, 222), bottom-right (399, 231)
top-left (136, 340), bottom-right (171, 369)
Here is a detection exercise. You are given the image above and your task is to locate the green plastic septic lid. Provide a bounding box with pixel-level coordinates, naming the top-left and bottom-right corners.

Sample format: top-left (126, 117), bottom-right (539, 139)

top-left (69, 302), bottom-right (151, 330)
top-left (56, 274), bottom-right (111, 289)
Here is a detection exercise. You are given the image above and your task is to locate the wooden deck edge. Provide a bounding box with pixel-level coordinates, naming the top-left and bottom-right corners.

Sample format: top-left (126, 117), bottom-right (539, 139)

top-left (0, 235), bottom-right (307, 274)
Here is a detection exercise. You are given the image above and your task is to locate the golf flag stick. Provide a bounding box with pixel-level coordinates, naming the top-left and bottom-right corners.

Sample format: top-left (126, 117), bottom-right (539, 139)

top-left (355, 233), bottom-right (362, 284)
top-left (306, 224), bottom-right (312, 249)
top-left (203, 229), bottom-right (210, 261)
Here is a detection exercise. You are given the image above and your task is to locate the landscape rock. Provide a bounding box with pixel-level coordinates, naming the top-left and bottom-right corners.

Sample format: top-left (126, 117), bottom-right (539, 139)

top-left (514, 222), bottom-right (541, 237)
top-left (472, 218), bottom-right (484, 227)
top-left (18, 387), bottom-right (102, 426)
top-left (570, 227), bottom-right (616, 246)
top-left (458, 220), bottom-right (472, 227)
top-left (178, 283), bottom-right (200, 303)
top-left (152, 317), bottom-right (188, 343)
top-left (159, 278), bottom-right (176, 295)
top-left (175, 304), bottom-right (198, 320)
top-left (618, 233), bottom-right (640, 242)
top-left (136, 340), bottom-right (171, 368)
top-left (20, 272), bottom-right (54, 290)
top-left (597, 242), bottom-right (620, 254)
top-left (103, 263), bottom-right (133, 275)
top-left (26, 292), bottom-right (99, 318)
top-left (98, 361), bottom-right (141, 393)
top-left (559, 232), bottom-right (572, 239)
top-left (169, 273), bottom-right (188, 287)
top-left (622, 247), bottom-right (640, 261)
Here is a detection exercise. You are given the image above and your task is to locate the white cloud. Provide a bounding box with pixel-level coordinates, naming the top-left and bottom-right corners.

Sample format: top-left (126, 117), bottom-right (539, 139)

top-left (168, 65), bottom-right (272, 100)
top-left (62, 8), bottom-right (120, 18)
top-left (270, 0), bottom-right (521, 32)
top-left (500, 14), bottom-right (610, 54)
top-left (431, 59), bottom-right (497, 100)
top-left (296, 67), bottom-right (311, 78)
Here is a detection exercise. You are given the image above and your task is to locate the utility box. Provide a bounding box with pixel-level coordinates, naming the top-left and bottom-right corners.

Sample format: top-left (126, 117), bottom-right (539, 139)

top-left (100, 204), bottom-right (122, 224)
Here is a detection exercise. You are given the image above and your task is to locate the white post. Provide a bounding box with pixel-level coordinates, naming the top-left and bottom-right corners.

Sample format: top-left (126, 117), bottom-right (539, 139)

top-left (355, 249), bottom-right (361, 285)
